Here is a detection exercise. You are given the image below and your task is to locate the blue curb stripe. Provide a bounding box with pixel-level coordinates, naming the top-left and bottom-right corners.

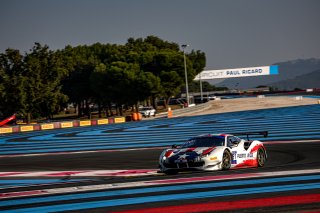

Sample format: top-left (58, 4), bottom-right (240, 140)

top-left (1, 174), bottom-right (320, 209)
top-left (2, 182), bottom-right (320, 212)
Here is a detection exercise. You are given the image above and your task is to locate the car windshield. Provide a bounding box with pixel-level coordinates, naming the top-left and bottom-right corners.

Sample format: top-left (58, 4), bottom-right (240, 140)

top-left (181, 136), bottom-right (225, 148)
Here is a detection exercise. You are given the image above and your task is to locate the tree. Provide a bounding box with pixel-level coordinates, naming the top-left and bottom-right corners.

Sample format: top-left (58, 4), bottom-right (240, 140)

top-left (160, 70), bottom-right (183, 107)
top-left (1, 36), bottom-right (207, 120)
top-left (0, 43), bottom-right (68, 122)
top-left (0, 49), bottom-right (25, 117)
top-left (129, 37), bottom-right (206, 108)
top-left (23, 43), bottom-right (68, 122)
top-left (134, 71), bottom-right (161, 110)
top-left (60, 45), bottom-right (99, 117)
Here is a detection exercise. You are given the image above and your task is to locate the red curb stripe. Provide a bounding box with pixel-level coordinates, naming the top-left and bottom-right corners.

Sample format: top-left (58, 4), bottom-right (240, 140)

top-left (112, 193), bottom-right (320, 213)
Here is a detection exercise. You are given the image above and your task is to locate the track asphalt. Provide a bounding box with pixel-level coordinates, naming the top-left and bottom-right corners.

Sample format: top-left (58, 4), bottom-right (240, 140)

top-left (0, 104), bottom-right (320, 212)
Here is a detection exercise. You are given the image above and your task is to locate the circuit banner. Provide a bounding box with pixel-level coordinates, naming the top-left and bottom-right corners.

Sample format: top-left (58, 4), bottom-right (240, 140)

top-left (194, 65), bottom-right (278, 80)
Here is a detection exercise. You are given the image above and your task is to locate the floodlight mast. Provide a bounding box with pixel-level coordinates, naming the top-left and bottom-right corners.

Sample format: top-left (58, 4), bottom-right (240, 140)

top-left (181, 44), bottom-right (189, 107)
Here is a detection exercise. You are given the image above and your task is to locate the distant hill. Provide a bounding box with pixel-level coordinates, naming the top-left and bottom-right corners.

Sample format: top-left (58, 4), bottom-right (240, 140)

top-left (269, 69), bottom-right (320, 90)
top-left (215, 58), bottom-right (320, 89)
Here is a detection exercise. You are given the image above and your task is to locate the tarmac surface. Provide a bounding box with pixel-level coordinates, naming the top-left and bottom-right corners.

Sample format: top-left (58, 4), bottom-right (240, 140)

top-left (0, 97), bottom-right (320, 212)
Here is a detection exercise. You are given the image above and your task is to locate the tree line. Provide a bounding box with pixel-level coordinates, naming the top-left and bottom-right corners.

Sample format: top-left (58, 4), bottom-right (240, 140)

top-left (0, 36), bottom-right (207, 123)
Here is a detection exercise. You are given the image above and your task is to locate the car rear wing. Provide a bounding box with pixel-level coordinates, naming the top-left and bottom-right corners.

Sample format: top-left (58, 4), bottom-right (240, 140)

top-left (230, 131), bottom-right (268, 140)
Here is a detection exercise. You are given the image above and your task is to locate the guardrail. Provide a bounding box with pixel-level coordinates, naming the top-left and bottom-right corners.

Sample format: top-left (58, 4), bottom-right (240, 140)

top-left (0, 117), bottom-right (126, 134)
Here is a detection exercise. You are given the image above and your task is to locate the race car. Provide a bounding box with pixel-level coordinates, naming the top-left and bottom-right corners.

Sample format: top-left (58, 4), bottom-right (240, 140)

top-left (159, 131), bottom-right (267, 174)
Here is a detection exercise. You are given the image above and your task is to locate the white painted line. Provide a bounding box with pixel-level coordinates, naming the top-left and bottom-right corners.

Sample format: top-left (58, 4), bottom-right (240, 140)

top-left (0, 147), bottom-right (166, 158)
top-left (0, 169), bottom-right (159, 177)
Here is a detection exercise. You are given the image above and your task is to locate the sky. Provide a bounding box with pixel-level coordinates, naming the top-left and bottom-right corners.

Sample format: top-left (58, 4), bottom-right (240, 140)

top-left (1, 0), bottom-right (320, 70)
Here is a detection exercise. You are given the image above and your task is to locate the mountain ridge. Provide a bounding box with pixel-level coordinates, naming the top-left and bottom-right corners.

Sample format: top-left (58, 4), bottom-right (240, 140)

top-left (215, 58), bottom-right (320, 89)
top-left (269, 69), bottom-right (320, 90)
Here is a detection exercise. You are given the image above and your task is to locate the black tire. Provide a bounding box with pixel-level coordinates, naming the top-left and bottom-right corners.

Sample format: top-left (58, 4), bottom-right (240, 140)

top-left (221, 150), bottom-right (232, 170)
top-left (257, 147), bottom-right (266, 167)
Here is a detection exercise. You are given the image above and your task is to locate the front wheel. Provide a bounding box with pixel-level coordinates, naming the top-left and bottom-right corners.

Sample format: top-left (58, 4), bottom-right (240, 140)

top-left (257, 148), bottom-right (266, 167)
top-left (221, 150), bottom-right (231, 170)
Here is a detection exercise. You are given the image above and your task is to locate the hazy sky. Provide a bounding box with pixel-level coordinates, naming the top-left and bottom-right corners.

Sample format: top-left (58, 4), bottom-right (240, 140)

top-left (1, 0), bottom-right (319, 69)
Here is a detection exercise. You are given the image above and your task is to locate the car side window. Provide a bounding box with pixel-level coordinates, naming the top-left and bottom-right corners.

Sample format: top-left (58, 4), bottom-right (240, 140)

top-left (227, 136), bottom-right (241, 147)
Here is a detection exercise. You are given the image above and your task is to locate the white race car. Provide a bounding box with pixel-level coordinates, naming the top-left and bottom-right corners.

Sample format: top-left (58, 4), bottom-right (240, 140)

top-left (159, 131), bottom-right (267, 174)
top-left (139, 107), bottom-right (156, 117)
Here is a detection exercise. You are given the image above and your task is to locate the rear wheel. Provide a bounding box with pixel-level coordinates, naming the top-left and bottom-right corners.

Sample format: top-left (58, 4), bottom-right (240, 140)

top-left (221, 150), bottom-right (231, 170)
top-left (257, 148), bottom-right (266, 167)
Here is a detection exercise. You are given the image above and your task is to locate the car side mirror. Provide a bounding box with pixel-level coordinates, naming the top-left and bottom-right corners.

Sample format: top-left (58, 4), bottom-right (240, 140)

top-left (171, 144), bottom-right (178, 149)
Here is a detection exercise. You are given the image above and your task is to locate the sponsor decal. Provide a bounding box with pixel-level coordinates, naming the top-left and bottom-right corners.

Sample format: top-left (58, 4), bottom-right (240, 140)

top-left (0, 127), bottom-right (13, 134)
top-left (61, 122), bottom-right (73, 128)
top-left (114, 117), bottom-right (125, 123)
top-left (41, 124), bottom-right (54, 130)
top-left (232, 151), bottom-right (237, 164)
top-left (20, 126), bottom-right (34, 132)
top-left (237, 153), bottom-right (246, 158)
top-left (79, 120), bottom-right (91, 126)
top-left (247, 153), bottom-right (254, 158)
top-left (97, 119), bottom-right (108, 125)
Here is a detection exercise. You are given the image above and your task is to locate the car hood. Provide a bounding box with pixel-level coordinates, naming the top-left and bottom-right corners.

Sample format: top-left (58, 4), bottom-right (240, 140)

top-left (167, 147), bottom-right (215, 161)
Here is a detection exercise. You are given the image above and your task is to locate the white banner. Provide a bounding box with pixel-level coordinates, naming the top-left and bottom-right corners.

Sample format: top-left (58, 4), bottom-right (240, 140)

top-left (194, 65), bottom-right (278, 80)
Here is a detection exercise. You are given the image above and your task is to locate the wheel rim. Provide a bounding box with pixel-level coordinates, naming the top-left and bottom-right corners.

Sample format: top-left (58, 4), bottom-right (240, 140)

top-left (258, 149), bottom-right (265, 166)
top-left (222, 152), bottom-right (231, 169)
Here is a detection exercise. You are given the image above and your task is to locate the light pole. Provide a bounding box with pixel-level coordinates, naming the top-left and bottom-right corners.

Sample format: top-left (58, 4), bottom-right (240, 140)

top-left (200, 73), bottom-right (203, 103)
top-left (181, 44), bottom-right (189, 107)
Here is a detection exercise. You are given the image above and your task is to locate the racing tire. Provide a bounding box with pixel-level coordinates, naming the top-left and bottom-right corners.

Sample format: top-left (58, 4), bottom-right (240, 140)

top-left (221, 150), bottom-right (232, 170)
top-left (257, 148), bottom-right (266, 167)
